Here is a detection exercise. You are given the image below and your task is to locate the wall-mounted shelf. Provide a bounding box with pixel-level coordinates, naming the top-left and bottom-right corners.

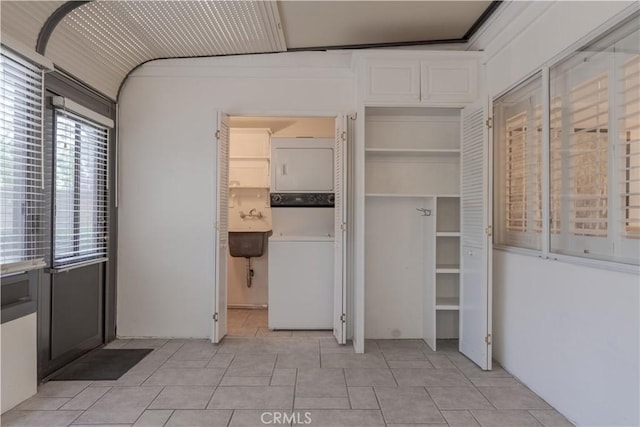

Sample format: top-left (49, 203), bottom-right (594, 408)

top-left (365, 148), bottom-right (460, 157)
top-left (366, 193), bottom-right (459, 198)
top-left (436, 264), bottom-right (460, 274)
top-left (230, 156), bottom-right (270, 161)
top-left (436, 297), bottom-right (460, 310)
top-left (436, 231), bottom-right (460, 237)
top-left (229, 186), bottom-right (270, 190)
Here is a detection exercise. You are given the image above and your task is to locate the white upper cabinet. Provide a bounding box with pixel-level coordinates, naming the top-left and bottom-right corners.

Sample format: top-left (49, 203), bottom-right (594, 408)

top-left (421, 59), bottom-right (478, 104)
top-left (361, 53), bottom-right (480, 106)
top-left (366, 59), bottom-right (421, 103)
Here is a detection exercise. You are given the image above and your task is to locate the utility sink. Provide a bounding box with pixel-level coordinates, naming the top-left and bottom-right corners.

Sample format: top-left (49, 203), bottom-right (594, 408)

top-left (228, 232), bottom-right (270, 258)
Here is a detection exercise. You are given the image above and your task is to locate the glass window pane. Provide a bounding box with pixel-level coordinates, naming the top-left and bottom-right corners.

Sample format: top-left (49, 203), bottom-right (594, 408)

top-left (549, 16), bottom-right (639, 265)
top-left (493, 73), bottom-right (543, 250)
top-left (53, 110), bottom-right (109, 266)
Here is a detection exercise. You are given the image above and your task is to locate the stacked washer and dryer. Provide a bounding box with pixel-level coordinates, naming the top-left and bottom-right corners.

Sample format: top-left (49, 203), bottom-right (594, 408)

top-left (267, 138), bottom-right (336, 330)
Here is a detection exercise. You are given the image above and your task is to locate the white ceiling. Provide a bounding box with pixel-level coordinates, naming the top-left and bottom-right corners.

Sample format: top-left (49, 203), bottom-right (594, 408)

top-left (0, 1), bottom-right (496, 100)
top-left (279, 1), bottom-right (492, 49)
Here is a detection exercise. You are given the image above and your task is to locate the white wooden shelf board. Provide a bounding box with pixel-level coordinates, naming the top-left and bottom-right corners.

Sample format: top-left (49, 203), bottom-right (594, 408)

top-left (436, 231), bottom-right (461, 237)
top-left (230, 156), bottom-right (270, 161)
top-left (436, 297), bottom-right (460, 310)
top-left (365, 148), bottom-right (460, 157)
top-left (436, 264), bottom-right (460, 273)
top-left (366, 193), bottom-right (459, 198)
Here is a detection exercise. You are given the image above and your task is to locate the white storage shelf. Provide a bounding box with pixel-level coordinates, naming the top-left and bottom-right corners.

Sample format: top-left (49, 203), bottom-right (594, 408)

top-left (436, 297), bottom-right (460, 310)
top-left (229, 158), bottom-right (270, 189)
top-left (364, 106), bottom-right (463, 347)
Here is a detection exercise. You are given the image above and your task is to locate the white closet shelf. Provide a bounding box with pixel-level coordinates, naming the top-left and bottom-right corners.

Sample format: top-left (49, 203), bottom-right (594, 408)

top-left (229, 186), bottom-right (270, 190)
top-left (366, 193), bottom-right (460, 198)
top-left (230, 156), bottom-right (270, 160)
top-left (365, 148), bottom-right (460, 156)
top-left (436, 231), bottom-right (460, 237)
top-left (436, 297), bottom-right (460, 310)
top-left (436, 264), bottom-right (460, 273)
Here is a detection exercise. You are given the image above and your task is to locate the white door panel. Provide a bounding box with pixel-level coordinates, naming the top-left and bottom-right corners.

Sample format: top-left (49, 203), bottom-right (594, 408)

top-left (213, 112), bottom-right (230, 343)
top-left (334, 116), bottom-right (348, 344)
top-left (460, 99), bottom-right (492, 370)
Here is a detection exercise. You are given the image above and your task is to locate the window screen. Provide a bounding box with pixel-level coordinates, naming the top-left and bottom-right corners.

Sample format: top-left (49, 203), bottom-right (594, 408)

top-left (493, 73), bottom-right (543, 250)
top-left (53, 109), bottom-right (108, 267)
top-left (0, 49), bottom-right (45, 273)
top-left (550, 17), bottom-right (639, 264)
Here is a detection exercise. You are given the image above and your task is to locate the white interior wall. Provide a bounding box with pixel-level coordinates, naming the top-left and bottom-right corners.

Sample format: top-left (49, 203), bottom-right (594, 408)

top-left (483, 2), bottom-right (639, 426)
top-left (117, 52), bottom-right (354, 338)
top-left (1, 314), bottom-right (37, 413)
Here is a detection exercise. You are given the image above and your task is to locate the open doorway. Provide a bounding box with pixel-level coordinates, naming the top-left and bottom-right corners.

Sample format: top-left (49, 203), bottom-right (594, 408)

top-left (218, 115), bottom-right (347, 341)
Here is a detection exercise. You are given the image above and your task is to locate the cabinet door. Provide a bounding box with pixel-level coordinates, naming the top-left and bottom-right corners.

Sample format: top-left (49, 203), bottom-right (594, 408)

top-left (460, 100), bottom-right (492, 370)
top-left (421, 60), bottom-right (478, 105)
top-left (213, 111), bottom-right (230, 344)
top-left (274, 148), bottom-right (334, 192)
top-left (365, 59), bottom-right (421, 103)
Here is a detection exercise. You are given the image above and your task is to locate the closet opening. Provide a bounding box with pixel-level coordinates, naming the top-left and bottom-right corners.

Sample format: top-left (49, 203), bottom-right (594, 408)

top-left (215, 115), bottom-right (348, 344)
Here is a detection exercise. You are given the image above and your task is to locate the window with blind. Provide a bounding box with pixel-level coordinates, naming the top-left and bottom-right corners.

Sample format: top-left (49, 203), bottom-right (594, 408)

top-left (493, 73), bottom-right (543, 250)
top-left (53, 109), bottom-right (109, 267)
top-left (550, 17), bottom-right (639, 265)
top-left (0, 48), bottom-right (45, 274)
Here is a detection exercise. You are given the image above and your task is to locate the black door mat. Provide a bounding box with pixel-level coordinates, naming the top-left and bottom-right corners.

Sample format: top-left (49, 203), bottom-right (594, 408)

top-left (50, 348), bottom-right (153, 381)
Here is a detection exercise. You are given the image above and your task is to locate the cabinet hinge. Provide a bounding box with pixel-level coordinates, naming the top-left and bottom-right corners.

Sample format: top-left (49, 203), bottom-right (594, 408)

top-left (485, 225), bottom-right (493, 236)
top-left (485, 334), bottom-right (492, 345)
top-left (341, 131), bottom-right (346, 142)
top-left (214, 222), bottom-right (219, 230)
top-left (485, 117), bottom-right (493, 129)
top-left (213, 312), bottom-right (219, 322)
top-left (340, 313), bottom-right (346, 323)
top-left (340, 223), bottom-right (346, 231)
top-left (215, 130), bottom-right (221, 140)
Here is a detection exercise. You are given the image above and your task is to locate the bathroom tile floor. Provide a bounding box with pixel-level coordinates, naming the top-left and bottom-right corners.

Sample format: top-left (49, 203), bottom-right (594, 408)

top-left (1, 310), bottom-right (573, 426)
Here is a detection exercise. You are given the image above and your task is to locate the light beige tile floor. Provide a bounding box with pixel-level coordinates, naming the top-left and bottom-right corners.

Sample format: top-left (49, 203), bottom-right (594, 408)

top-left (1, 309), bottom-right (573, 426)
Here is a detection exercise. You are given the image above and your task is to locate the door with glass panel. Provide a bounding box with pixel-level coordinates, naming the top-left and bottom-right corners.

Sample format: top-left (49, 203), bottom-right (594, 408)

top-left (43, 97), bottom-right (112, 376)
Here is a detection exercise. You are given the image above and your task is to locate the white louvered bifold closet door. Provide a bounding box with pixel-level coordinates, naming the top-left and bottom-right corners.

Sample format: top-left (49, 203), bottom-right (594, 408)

top-left (460, 99), bottom-right (492, 370)
top-left (0, 49), bottom-right (46, 274)
top-left (333, 115), bottom-right (348, 344)
top-left (213, 112), bottom-right (230, 343)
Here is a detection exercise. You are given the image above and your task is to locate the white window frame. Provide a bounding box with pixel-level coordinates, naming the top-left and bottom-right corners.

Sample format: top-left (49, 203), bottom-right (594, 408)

top-left (493, 73), bottom-right (543, 251)
top-left (494, 14), bottom-right (640, 272)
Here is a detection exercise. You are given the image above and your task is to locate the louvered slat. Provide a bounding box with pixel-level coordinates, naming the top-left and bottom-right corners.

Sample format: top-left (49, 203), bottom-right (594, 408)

top-left (462, 103), bottom-right (484, 249)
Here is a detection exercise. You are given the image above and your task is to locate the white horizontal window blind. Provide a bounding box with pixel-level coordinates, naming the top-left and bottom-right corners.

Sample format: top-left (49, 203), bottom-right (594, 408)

top-left (0, 49), bottom-right (45, 273)
top-left (53, 109), bottom-right (109, 267)
top-left (493, 74), bottom-right (543, 250)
